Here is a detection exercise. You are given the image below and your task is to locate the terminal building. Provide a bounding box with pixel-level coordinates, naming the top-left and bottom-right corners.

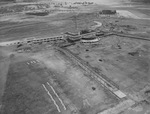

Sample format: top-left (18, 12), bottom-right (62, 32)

top-left (0, 36), bottom-right (64, 46)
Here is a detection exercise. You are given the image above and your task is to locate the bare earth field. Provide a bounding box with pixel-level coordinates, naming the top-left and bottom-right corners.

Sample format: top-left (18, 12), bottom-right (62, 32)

top-left (68, 35), bottom-right (150, 91)
top-left (67, 35), bottom-right (150, 114)
top-left (0, 48), bottom-right (119, 114)
top-left (0, 1), bottom-right (150, 114)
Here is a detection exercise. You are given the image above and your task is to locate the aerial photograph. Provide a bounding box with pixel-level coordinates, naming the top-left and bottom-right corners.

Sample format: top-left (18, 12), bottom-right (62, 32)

top-left (0, 0), bottom-right (150, 114)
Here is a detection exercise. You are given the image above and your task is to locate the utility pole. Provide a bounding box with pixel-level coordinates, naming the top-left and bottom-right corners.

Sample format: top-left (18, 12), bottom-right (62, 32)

top-left (74, 15), bottom-right (77, 30)
top-left (71, 15), bottom-right (77, 30)
top-left (71, 13), bottom-right (79, 31)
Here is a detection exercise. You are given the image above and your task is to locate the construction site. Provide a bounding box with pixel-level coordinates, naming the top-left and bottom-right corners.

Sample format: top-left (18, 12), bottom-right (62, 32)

top-left (0, 0), bottom-right (150, 114)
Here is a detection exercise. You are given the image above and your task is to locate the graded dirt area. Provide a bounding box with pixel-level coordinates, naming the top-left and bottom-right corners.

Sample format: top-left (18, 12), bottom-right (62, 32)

top-left (0, 3), bottom-right (150, 42)
top-left (0, 48), bottom-right (119, 114)
top-left (0, 1), bottom-right (150, 114)
top-left (0, 13), bottom-right (89, 42)
top-left (31, 49), bottom-right (119, 114)
top-left (67, 35), bottom-right (150, 101)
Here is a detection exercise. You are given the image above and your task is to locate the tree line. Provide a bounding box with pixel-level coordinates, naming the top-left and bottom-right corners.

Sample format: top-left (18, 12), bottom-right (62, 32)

top-left (130, 0), bottom-right (150, 3)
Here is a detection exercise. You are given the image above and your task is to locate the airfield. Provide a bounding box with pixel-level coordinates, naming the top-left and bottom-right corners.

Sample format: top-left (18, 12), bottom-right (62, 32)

top-left (0, 1), bottom-right (150, 114)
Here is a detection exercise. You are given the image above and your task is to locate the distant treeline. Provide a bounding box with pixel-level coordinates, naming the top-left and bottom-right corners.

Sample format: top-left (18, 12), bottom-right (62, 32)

top-left (0, 0), bottom-right (14, 1)
top-left (131, 0), bottom-right (150, 3)
top-left (0, 0), bottom-right (38, 2)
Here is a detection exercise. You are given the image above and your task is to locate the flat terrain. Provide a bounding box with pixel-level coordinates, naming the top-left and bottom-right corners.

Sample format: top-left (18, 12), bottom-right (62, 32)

top-left (68, 35), bottom-right (150, 91)
top-left (67, 34), bottom-right (150, 113)
top-left (0, 1), bottom-right (150, 114)
top-left (0, 48), bottom-right (119, 114)
top-left (0, 5), bottom-right (150, 42)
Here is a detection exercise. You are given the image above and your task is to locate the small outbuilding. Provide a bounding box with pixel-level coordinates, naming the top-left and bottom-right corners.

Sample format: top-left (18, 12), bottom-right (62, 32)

top-left (99, 10), bottom-right (117, 15)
